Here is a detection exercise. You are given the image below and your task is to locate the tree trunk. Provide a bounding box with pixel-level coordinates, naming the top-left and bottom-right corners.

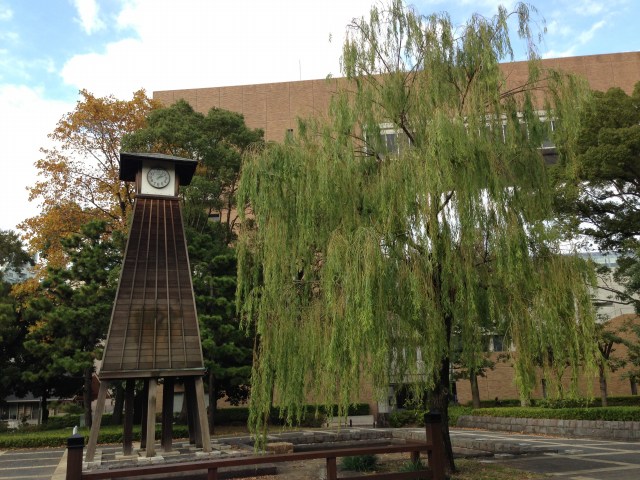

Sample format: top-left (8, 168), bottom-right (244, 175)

top-left (208, 370), bottom-right (217, 434)
top-left (428, 355), bottom-right (455, 474)
top-left (469, 372), bottom-right (481, 409)
top-left (598, 364), bottom-right (608, 407)
top-left (112, 382), bottom-right (125, 425)
top-left (631, 378), bottom-right (638, 396)
top-left (40, 392), bottom-right (49, 425)
top-left (84, 367), bottom-right (93, 428)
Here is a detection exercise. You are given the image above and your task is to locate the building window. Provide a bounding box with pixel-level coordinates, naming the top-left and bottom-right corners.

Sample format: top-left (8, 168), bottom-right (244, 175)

top-left (378, 123), bottom-right (412, 157)
top-left (491, 335), bottom-right (504, 352)
top-left (285, 128), bottom-right (294, 141)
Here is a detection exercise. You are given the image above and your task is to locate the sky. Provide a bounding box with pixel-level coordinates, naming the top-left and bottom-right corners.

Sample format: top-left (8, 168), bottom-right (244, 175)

top-left (0, 0), bottom-right (638, 232)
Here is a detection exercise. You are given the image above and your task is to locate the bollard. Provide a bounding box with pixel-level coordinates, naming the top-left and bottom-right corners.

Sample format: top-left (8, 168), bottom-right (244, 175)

top-left (424, 411), bottom-right (445, 480)
top-left (66, 434), bottom-right (84, 480)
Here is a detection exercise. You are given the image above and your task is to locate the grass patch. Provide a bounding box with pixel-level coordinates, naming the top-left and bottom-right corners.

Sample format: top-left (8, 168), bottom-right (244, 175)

top-left (450, 459), bottom-right (546, 479)
top-left (380, 457), bottom-right (545, 479)
top-left (340, 454), bottom-right (378, 471)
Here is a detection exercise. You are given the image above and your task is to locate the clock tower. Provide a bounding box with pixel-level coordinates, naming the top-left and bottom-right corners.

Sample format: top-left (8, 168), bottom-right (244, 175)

top-left (85, 152), bottom-right (211, 461)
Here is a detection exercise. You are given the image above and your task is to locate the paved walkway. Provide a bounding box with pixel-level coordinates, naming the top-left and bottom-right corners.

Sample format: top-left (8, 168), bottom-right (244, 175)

top-left (2, 427), bottom-right (640, 479)
top-left (0, 448), bottom-right (64, 480)
top-left (454, 429), bottom-right (640, 480)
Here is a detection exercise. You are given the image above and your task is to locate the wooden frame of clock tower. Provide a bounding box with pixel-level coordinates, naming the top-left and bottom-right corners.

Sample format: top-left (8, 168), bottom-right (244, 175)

top-left (85, 152), bottom-right (211, 461)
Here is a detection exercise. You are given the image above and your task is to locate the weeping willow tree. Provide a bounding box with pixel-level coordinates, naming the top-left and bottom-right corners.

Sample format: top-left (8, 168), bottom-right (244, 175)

top-left (237, 1), bottom-right (597, 471)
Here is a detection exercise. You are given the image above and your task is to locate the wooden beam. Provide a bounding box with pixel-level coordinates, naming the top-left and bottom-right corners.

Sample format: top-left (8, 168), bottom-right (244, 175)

top-left (184, 377), bottom-right (197, 445)
top-left (161, 377), bottom-right (175, 452)
top-left (140, 379), bottom-right (149, 450)
top-left (194, 377), bottom-right (211, 452)
top-left (123, 379), bottom-right (135, 456)
top-left (85, 380), bottom-right (110, 462)
top-left (145, 378), bottom-right (158, 457)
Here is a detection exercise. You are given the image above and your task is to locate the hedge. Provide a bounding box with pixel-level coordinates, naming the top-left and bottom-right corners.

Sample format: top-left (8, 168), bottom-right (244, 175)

top-left (468, 396), bottom-right (640, 409)
top-left (389, 407), bottom-right (473, 428)
top-left (387, 404), bottom-right (640, 428)
top-left (0, 423), bottom-right (191, 449)
top-left (471, 406), bottom-right (640, 422)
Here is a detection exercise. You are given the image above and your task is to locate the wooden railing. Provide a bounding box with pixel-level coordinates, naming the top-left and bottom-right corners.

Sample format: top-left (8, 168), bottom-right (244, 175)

top-left (66, 412), bottom-right (445, 480)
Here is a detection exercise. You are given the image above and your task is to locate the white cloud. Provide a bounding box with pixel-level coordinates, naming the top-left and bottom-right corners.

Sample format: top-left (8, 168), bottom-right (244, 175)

top-left (461, 0), bottom-right (517, 10)
top-left (546, 20), bottom-right (572, 38)
top-left (572, 1), bottom-right (606, 16)
top-left (71, 0), bottom-right (105, 34)
top-left (578, 19), bottom-right (606, 44)
top-left (0, 85), bottom-right (72, 231)
top-left (60, 0), bottom-right (376, 97)
top-left (542, 46), bottom-right (578, 59)
top-left (543, 18), bottom-right (607, 58)
top-left (0, 3), bottom-right (12, 21)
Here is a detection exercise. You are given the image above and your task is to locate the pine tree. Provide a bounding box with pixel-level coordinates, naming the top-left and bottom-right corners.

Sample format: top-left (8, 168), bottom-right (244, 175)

top-left (23, 220), bottom-right (123, 426)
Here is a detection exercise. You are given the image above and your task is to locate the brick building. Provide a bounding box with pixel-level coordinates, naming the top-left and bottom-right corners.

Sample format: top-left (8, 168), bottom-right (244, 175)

top-left (154, 52), bottom-right (640, 143)
top-left (154, 51), bottom-right (640, 406)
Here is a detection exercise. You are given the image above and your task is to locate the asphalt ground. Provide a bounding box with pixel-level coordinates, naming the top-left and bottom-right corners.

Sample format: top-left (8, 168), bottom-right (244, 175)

top-left (0, 448), bottom-right (64, 480)
top-left (1, 428), bottom-right (640, 480)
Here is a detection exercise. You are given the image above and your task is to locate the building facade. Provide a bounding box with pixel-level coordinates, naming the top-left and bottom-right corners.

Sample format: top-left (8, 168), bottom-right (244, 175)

top-left (155, 52), bottom-right (640, 143)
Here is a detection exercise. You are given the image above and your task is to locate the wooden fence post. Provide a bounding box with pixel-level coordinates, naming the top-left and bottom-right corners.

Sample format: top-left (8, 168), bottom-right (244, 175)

top-left (326, 456), bottom-right (337, 480)
top-left (424, 411), bottom-right (445, 480)
top-left (66, 434), bottom-right (84, 480)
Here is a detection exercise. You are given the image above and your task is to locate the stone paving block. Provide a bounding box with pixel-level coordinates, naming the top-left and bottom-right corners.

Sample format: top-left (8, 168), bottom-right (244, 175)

top-left (266, 442), bottom-right (294, 454)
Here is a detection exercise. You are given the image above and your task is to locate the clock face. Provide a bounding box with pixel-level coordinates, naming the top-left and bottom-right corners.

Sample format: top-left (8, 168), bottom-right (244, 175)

top-left (147, 168), bottom-right (170, 189)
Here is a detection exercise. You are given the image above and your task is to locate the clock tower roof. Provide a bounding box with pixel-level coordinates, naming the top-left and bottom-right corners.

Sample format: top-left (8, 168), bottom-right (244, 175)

top-left (119, 152), bottom-right (198, 185)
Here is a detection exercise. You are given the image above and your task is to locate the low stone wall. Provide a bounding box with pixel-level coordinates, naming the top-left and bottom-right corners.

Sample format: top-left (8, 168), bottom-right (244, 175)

top-left (216, 428), bottom-right (393, 448)
top-left (457, 415), bottom-right (640, 441)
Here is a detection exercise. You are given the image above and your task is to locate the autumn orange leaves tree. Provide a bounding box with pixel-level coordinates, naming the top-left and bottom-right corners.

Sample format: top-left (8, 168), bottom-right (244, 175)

top-left (6, 89), bottom-right (158, 422)
top-left (20, 89), bottom-right (159, 268)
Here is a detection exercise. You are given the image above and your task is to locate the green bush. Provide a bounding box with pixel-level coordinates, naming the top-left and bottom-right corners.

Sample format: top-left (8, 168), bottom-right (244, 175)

top-left (55, 402), bottom-right (84, 415)
top-left (470, 396), bottom-right (640, 409)
top-left (400, 459), bottom-right (428, 479)
top-left (389, 410), bottom-right (423, 428)
top-left (214, 407), bottom-right (250, 426)
top-left (340, 454), bottom-right (378, 471)
top-left (597, 396), bottom-right (640, 407)
top-left (471, 398), bottom-right (522, 408)
top-left (268, 405), bottom-right (328, 427)
top-left (388, 407), bottom-right (471, 427)
top-left (327, 403), bottom-right (370, 416)
top-left (470, 406), bottom-right (640, 422)
top-left (535, 398), bottom-right (593, 409)
top-left (40, 415), bottom-right (82, 431)
top-left (0, 422), bottom-right (191, 449)
top-left (448, 406), bottom-right (473, 426)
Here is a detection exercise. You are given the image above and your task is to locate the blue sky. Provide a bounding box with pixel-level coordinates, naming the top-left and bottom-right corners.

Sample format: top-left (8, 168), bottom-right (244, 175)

top-left (0, 0), bottom-right (638, 231)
